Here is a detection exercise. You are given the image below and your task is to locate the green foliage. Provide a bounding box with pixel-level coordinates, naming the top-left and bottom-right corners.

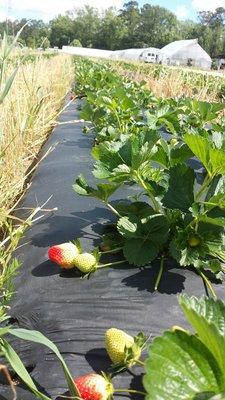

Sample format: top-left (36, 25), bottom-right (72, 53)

top-left (73, 57), bottom-right (225, 295)
top-left (0, 325), bottom-right (79, 399)
top-left (162, 164), bottom-right (195, 212)
top-left (1, 3), bottom-right (225, 55)
top-left (70, 38), bottom-right (82, 47)
top-left (0, 27), bottom-right (25, 105)
top-left (143, 295), bottom-right (225, 400)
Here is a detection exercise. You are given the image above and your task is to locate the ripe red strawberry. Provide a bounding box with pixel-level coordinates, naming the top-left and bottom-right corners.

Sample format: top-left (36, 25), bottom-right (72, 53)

top-left (74, 373), bottom-right (113, 400)
top-left (48, 242), bottom-right (79, 269)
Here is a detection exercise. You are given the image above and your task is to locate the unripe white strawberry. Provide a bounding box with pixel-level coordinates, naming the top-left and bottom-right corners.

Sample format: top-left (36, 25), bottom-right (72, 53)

top-left (105, 328), bottom-right (134, 365)
top-left (74, 253), bottom-right (96, 273)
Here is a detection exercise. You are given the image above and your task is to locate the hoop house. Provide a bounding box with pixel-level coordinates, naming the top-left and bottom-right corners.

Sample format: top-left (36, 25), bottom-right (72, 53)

top-left (159, 39), bottom-right (212, 70)
top-left (62, 46), bottom-right (112, 59)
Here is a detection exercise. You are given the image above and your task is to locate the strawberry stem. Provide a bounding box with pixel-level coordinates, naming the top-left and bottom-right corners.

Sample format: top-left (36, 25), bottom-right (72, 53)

top-left (154, 255), bottom-right (164, 291)
top-left (199, 270), bottom-right (217, 299)
top-left (136, 359), bottom-right (145, 367)
top-left (98, 260), bottom-right (126, 269)
top-left (99, 247), bottom-right (123, 255)
top-left (106, 202), bottom-right (121, 217)
top-left (115, 389), bottom-right (146, 396)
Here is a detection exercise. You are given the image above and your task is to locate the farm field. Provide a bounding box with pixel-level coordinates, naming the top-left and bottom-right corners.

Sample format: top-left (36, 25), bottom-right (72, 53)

top-left (0, 52), bottom-right (225, 400)
top-left (110, 59), bottom-right (225, 101)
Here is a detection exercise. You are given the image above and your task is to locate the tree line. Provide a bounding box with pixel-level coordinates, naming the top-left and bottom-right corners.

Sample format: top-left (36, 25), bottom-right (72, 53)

top-left (1, 1), bottom-right (225, 57)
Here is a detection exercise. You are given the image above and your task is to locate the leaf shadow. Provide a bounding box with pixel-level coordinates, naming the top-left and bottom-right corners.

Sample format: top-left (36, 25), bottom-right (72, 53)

top-left (124, 373), bottom-right (145, 400)
top-left (31, 260), bottom-right (81, 278)
top-left (30, 207), bottom-right (115, 249)
top-left (85, 348), bottom-right (112, 373)
top-left (122, 265), bottom-right (186, 294)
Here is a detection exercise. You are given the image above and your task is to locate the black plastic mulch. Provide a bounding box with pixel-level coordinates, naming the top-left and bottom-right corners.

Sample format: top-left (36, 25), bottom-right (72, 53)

top-left (0, 99), bottom-right (224, 400)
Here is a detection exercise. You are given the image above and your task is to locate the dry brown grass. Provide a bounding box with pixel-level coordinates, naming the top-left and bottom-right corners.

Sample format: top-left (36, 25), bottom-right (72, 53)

top-left (0, 53), bottom-right (73, 304)
top-left (0, 54), bottom-right (73, 221)
top-left (115, 62), bottom-right (224, 102)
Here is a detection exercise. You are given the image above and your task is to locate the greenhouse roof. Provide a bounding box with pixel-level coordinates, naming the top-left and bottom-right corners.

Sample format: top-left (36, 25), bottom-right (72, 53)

top-left (161, 39), bottom-right (211, 61)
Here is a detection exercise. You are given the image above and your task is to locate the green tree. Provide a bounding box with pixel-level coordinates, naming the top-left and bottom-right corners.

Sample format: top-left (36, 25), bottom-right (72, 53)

top-left (49, 15), bottom-right (74, 48)
top-left (16, 19), bottom-right (49, 48)
top-left (70, 6), bottom-right (100, 48)
top-left (70, 38), bottom-right (82, 47)
top-left (40, 37), bottom-right (50, 50)
top-left (198, 7), bottom-right (225, 56)
top-left (95, 8), bottom-right (127, 49)
top-left (137, 5), bottom-right (180, 48)
top-left (119, 1), bottom-right (140, 48)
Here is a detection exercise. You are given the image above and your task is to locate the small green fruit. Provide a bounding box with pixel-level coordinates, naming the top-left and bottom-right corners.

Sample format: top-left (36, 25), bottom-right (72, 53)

top-left (188, 235), bottom-right (200, 247)
top-left (74, 253), bottom-right (96, 273)
top-left (170, 138), bottom-right (178, 146)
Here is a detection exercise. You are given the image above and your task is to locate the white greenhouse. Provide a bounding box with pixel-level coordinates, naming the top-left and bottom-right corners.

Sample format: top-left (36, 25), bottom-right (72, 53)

top-left (111, 47), bottom-right (160, 62)
top-left (158, 39), bottom-right (212, 70)
top-left (62, 39), bottom-right (212, 69)
top-left (62, 46), bottom-right (112, 59)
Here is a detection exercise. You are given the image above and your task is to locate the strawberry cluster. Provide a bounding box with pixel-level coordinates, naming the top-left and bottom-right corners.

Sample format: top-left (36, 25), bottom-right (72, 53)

top-left (73, 327), bottom-right (147, 400)
top-left (48, 240), bottom-right (125, 275)
top-left (48, 243), bottom-right (147, 399)
top-left (48, 241), bottom-right (97, 273)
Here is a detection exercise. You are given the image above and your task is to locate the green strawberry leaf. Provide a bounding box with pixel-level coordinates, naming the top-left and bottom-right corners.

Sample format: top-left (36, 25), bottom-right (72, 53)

top-left (73, 175), bottom-right (120, 202)
top-left (170, 143), bottom-right (193, 166)
top-left (123, 238), bottom-right (159, 266)
top-left (117, 216), bottom-right (139, 238)
top-left (205, 176), bottom-right (225, 202)
top-left (162, 164), bottom-right (195, 212)
top-left (143, 330), bottom-right (224, 400)
top-left (183, 134), bottom-right (225, 176)
top-left (198, 215), bottom-right (225, 227)
top-left (115, 201), bottom-right (155, 218)
top-left (179, 295), bottom-right (225, 377)
top-left (120, 213), bottom-right (169, 266)
top-left (101, 232), bottom-right (125, 250)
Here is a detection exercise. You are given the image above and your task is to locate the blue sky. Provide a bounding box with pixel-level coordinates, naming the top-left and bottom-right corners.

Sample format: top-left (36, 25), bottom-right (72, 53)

top-left (139, 0), bottom-right (197, 20)
top-left (0, 0), bottom-right (224, 22)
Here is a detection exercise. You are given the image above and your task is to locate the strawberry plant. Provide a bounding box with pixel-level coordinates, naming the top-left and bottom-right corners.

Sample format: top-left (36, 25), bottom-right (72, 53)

top-left (73, 58), bottom-right (225, 295)
top-left (73, 57), bottom-right (225, 140)
top-left (144, 294), bottom-right (225, 400)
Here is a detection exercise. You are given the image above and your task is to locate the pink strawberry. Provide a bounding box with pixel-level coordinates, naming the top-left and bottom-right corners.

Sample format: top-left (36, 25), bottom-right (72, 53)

top-left (74, 373), bottom-right (113, 400)
top-left (48, 242), bottom-right (79, 269)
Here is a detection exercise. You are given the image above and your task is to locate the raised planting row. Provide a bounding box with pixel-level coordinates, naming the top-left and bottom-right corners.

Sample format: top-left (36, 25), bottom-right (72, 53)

top-left (45, 57), bottom-right (225, 397)
top-left (1, 294), bottom-right (225, 399)
top-left (1, 55), bottom-right (225, 400)
top-left (63, 56), bottom-right (225, 297)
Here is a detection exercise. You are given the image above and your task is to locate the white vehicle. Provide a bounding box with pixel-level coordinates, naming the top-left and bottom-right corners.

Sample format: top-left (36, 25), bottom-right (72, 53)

top-left (139, 48), bottom-right (160, 63)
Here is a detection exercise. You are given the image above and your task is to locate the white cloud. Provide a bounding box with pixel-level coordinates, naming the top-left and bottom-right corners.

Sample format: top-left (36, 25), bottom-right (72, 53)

top-left (192, 0), bottom-right (225, 12)
top-left (0, 11), bottom-right (7, 21)
top-left (0, 0), bottom-right (123, 21)
top-left (175, 5), bottom-right (189, 19)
